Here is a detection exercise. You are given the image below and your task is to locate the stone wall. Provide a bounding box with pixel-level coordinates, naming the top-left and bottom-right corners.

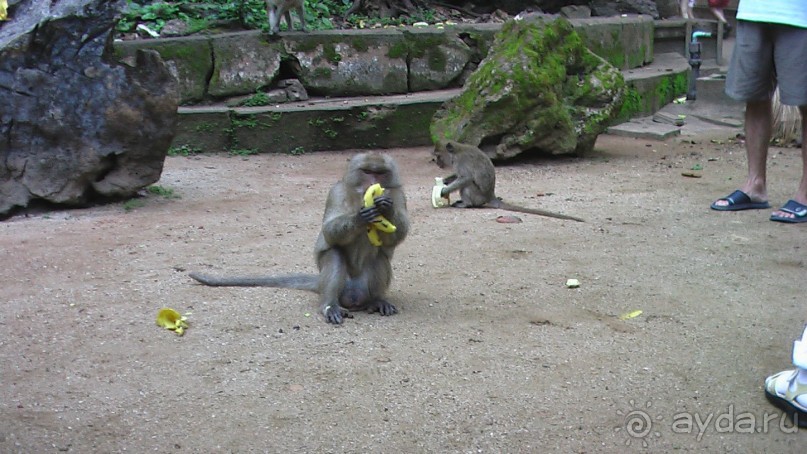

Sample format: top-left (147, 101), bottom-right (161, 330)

top-left (114, 16), bottom-right (654, 105)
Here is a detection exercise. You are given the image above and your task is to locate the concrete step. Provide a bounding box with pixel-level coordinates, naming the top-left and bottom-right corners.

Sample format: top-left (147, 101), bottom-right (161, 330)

top-left (172, 54), bottom-right (695, 154)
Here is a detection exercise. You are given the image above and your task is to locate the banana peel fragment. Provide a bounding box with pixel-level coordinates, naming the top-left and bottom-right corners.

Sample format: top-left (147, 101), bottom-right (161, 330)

top-left (619, 310), bottom-right (643, 320)
top-left (156, 308), bottom-right (189, 336)
top-left (363, 183), bottom-right (396, 247)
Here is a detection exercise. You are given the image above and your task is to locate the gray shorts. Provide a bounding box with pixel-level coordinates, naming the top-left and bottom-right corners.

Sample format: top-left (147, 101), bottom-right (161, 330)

top-left (725, 20), bottom-right (807, 106)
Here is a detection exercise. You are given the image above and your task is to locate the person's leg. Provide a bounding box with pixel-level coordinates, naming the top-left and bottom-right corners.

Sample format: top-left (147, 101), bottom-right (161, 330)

top-left (799, 108), bottom-right (807, 205)
top-left (710, 7), bottom-right (727, 23)
top-left (712, 100), bottom-right (772, 208)
top-left (713, 21), bottom-right (776, 210)
top-left (680, 0), bottom-right (692, 19)
top-left (769, 107), bottom-right (807, 220)
top-left (768, 25), bottom-right (807, 220)
top-left (741, 100), bottom-right (772, 200)
top-left (710, 6), bottom-right (732, 37)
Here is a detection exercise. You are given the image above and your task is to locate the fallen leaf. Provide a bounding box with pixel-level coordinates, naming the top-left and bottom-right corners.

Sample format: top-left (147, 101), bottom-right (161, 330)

top-left (496, 215), bottom-right (522, 224)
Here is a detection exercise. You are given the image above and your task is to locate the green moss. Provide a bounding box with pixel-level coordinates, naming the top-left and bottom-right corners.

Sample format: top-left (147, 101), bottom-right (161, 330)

top-left (426, 48), bottom-right (448, 72)
top-left (311, 67), bottom-right (333, 79)
top-left (387, 33), bottom-right (446, 62)
top-left (231, 114), bottom-right (258, 129)
top-left (292, 39), bottom-right (321, 54)
top-left (194, 122), bottom-right (216, 133)
top-left (672, 72), bottom-right (688, 95)
top-left (322, 43), bottom-right (342, 64)
top-left (432, 17), bottom-right (625, 151)
top-left (616, 86), bottom-right (644, 121)
top-left (387, 42), bottom-right (408, 60)
top-left (308, 117), bottom-right (340, 139)
top-left (410, 36), bottom-right (446, 59)
top-left (350, 38), bottom-right (369, 53)
top-left (655, 77), bottom-right (673, 101)
top-left (224, 112), bottom-right (263, 151)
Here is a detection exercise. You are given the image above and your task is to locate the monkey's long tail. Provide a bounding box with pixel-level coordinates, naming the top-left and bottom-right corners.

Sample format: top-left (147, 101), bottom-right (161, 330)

top-left (188, 272), bottom-right (319, 291)
top-left (491, 200), bottom-right (585, 223)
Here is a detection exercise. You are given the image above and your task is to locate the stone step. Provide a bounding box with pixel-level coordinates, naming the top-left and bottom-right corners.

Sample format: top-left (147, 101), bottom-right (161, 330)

top-left (174, 90), bottom-right (459, 154)
top-left (172, 53), bottom-right (693, 154)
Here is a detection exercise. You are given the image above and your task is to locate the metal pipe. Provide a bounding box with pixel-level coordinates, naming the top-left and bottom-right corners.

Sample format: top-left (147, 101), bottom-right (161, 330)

top-left (687, 31), bottom-right (712, 100)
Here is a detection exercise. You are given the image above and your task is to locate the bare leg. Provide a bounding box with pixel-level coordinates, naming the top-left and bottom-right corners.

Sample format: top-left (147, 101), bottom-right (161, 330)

top-left (710, 7), bottom-right (731, 36)
top-left (713, 100), bottom-right (772, 207)
top-left (710, 7), bottom-right (727, 23)
top-left (799, 107), bottom-right (807, 204)
top-left (680, 0), bottom-right (692, 19)
top-left (770, 106), bottom-right (807, 219)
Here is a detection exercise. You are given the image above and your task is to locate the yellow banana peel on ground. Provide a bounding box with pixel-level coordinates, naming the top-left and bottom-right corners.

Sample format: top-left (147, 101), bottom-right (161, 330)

top-left (156, 308), bottom-right (189, 336)
top-left (363, 183), bottom-right (396, 246)
top-left (619, 310), bottom-right (643, 320)
top-left (1, 0), bottom-right (8, 21)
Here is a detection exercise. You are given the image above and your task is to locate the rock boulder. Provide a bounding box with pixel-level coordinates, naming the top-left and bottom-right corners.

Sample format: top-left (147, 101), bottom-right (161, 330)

top-left (430, 16), bottom-right (625, 160)
top-left (0, 0), bottom-right (179, 217)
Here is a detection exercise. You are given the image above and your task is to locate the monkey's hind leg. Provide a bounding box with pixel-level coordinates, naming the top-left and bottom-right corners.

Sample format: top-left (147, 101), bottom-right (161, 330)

top-left (318, 249), bottom-right (355, 324)
top-left (364, 258), bottom-right (397, 317)
top-left (366, 299), bottom-right (398, 316)
top-left (450, 200), bottom-right (472, 208)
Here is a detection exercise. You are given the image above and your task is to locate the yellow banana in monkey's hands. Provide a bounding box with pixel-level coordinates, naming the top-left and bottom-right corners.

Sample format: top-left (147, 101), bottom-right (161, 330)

top-left (363, 183), bottom-right (397, 246)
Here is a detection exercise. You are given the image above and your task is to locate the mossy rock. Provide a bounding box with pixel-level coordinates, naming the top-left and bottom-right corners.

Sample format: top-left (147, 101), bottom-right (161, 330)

top-left (114, 36), bottom-right (212, 104)
top-left (431, 17), bottom-right (625, 159)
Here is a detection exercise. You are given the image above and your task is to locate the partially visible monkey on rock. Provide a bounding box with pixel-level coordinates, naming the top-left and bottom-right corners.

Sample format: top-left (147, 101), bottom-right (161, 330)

top-left (266, 0), bottom-right (306, 35)
top-left (433, 140), bottom-right (585, 222)
top-left (190, 152), bottom-right (409, 325)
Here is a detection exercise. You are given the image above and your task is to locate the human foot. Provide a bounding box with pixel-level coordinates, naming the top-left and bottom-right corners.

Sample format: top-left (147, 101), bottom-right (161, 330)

top-left (770, 200), bottom-right (807, 223)
top-left (711, 190), bottom-right (770, 211)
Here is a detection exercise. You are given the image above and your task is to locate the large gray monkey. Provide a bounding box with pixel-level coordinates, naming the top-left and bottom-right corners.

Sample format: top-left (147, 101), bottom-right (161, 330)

top-left (190, 153), bottom-right (409, 325)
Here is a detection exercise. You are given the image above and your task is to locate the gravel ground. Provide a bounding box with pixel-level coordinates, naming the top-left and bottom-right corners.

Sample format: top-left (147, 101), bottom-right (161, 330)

top-left (2, 133), bottom-right (806, 453)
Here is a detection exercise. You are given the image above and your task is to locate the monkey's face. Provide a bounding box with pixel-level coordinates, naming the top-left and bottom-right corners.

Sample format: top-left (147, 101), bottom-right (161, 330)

top-left (361, 167), bottom-right (389, 188)
top-left (432, 144), bottom-right (453, 169)
top-left (348, 153), bottom-right (396, 190)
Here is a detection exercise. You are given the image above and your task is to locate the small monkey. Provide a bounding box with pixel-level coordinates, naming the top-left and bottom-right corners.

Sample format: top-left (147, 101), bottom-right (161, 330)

top-left (266, 0), bottom-right (307, 35)
top-left (190, 153), bottom-right (409, 325)
top-left (433, 140), bottom-right (584, 222)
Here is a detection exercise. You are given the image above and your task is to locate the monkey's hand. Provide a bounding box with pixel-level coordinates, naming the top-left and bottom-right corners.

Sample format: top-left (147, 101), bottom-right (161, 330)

top-left (362, 183), bottom-right (397, 247)
top-left (440, 186), bottom-right (452, 198)
top-left (359, 204), bottom-right (382, 223)
top-left (373, 194), bottom-right (393, 215)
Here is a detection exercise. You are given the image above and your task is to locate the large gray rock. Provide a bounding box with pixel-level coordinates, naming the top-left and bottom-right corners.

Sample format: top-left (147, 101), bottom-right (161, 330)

top-left (431, 16), bottom-right (625, 160)
top-left (0, 0), bottom-right (179, 217)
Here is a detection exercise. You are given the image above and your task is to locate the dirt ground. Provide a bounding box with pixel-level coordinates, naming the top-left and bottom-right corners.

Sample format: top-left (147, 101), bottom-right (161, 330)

top-left (2, 132), bottom-right (806, 453)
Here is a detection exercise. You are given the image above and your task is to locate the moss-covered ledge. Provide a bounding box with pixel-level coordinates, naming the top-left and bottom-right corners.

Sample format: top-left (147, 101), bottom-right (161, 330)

top-left (114, 15), bottom-right (653, 105)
